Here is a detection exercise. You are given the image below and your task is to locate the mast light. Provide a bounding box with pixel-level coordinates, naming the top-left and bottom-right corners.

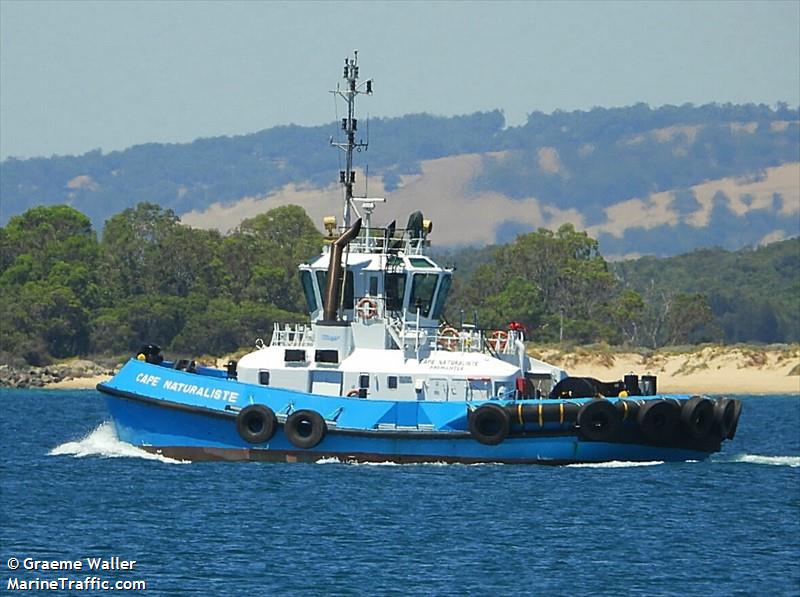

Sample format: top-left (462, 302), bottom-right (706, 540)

top-left (323, 216), bottom-right (337, 236)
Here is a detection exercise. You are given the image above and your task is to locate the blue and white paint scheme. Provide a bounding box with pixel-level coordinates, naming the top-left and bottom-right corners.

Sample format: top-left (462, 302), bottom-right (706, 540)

top-left (98, 52), bottom-right (742, 464)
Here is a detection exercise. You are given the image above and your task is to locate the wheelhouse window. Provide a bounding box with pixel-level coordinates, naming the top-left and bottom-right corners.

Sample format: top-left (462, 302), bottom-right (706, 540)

top-left (259, 371), bottom-right (270, 385)
top-left (410, 273), bottom-right (438, 317)
top-left (299, 270), bottom-right (318, 313)
top-left (409, 257), bottom-right (434, 268)
top-left (385, 272), bottom-right (406, 312)
top-left (316, 270), bottom-right (354, 310)
top-left (431, 273), bottom-right (452, 320)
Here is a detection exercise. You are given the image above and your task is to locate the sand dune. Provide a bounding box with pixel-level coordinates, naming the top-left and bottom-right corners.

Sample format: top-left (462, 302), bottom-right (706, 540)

top-left (534, 345), bottom-right (800, 395)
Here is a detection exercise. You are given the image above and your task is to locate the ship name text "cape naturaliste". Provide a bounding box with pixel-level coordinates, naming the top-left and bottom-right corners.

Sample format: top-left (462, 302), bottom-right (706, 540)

top-left (134, 372), bottom-right (239, 403)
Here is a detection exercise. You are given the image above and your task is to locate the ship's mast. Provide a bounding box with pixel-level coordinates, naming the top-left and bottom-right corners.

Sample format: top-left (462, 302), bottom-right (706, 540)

top-left (331, 50), bottom-right (373, 227)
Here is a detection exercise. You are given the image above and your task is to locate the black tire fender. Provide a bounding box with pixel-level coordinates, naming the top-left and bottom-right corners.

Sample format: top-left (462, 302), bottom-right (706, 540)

top-left (637, 399), bottom-right (680, 444)
top-left (577, 399), bottom-right (621, 442)
top-left (713, 397), bottom-right (737, 439)
top-left (681, 396), bottom-right (715, 439)
top-left (727, 399), bottom-right (743, 440)
top-left (615, 399), bottom-right (640, 422)
top-left (284, 409), bottom-right (327, 449)
top-left (469, 403), bottom-right (510, 445)
top-left (236, 404), bottom-right (277, 444)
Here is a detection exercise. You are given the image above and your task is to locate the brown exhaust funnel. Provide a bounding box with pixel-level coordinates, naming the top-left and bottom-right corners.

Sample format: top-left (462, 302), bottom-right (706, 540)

top-left (322, 218), bottom-right (362, 322)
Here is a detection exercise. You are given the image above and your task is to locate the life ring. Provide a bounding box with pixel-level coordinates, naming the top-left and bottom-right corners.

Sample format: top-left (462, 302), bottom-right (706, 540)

top-left (437, 327), bottom-right (459, 351)
top-left (680, 396), bottom-right (715, 439)
top-left (236, 404), bottom-right (277, 444)
top-left (347, 389), bottom-right (360, 397)
top-left (355, 297), bottom-right (379, 320)
top-left (469, 403), bottom-right (510, 445)
top-left (637, 399), bottom-right (680, 444)
top-left (488, 330), bottom-right (509, 352)
top-left (284, 409), bottom-right (327, 449)
top-left (577, 399), bottom-right (621, 442)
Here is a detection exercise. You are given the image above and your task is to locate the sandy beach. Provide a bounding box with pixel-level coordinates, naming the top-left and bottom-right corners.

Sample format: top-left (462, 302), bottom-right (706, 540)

top-left (32, 345), bottom-right (799, 395)
top-left (44, 374), bottom-right (112, 390)
top-left (533, 345), bottom-right (800, 395)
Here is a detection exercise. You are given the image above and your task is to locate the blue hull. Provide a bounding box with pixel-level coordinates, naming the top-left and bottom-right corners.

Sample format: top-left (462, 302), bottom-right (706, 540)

top-left (98, 359), bottom-right (717, 464)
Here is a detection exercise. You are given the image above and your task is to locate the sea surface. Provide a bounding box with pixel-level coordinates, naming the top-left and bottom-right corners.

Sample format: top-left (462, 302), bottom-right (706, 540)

top-left (1, 390), bottom-right (798, 596)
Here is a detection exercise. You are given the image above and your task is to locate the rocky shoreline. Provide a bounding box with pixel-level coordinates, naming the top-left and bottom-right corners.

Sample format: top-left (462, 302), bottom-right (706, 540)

top-left (0, 360), bottom-right (118, 389)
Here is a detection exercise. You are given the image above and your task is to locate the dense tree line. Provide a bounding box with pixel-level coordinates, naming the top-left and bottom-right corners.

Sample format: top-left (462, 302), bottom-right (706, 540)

top-left (4, 203), bottom-right (794, 367)
top-left (0, 204), bottom-right (320, 366)
top-left (612, 239), bottom-right (800, 345)
top-left (443, 225), bottom-right (722, 347)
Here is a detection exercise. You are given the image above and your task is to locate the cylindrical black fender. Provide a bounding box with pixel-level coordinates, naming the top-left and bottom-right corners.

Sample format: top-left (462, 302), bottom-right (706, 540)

top-left (469, 403), bottom-right (510, 445)
top-left (236, 404), bottom-right (277, 444)
top-left (713, 397), bottom-right (737, 439)
top-left (680, 395), bottom-right (715, 440)
top-left (637, 399), bottom-right (680, 444)
top-left (615, 399), bottom-right (640, 422)
top-left (727, 399), bottom-right (743, 440)
top-left (577, 399), bottom-right (621, 442)
top-left (284, 409), bottom-right (327, 449)
top-left (550, 377), bottom-right (597, 399)
top-left (508, 402), bottom-right (577, 428)
top-left (562, 402), bottom-right (580, 425)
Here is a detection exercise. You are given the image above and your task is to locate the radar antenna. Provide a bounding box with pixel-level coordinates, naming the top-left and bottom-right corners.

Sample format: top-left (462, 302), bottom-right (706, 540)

top-left (330, 50), bottom-right (374, 227)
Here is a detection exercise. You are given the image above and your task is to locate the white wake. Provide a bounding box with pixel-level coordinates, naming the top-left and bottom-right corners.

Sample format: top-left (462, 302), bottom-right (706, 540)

top-left (315, 457), bottom-right (454, 466)
top-left (719, 454), bottom-right (800, 468)
top-left (566, 461), bottom-right (665, 468)
top-left (49, 422), bottom-right (186, 464)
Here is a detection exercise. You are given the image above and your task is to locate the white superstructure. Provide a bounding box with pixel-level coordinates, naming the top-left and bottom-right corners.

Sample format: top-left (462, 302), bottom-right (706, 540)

top-left (237, 52), bottom-right (566, 401)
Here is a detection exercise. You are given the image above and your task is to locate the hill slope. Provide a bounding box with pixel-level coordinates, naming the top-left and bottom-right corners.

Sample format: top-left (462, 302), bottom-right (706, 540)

top-left (2, 103), bottom-right (798, 256)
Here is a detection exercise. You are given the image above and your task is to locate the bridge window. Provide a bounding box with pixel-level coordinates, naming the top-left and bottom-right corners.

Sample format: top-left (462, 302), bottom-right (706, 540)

top-left (385, 272), bottom-right (406, 312)
top-left (409, 257), bottom-right (434, 268)
top-left (410, 273), bottom-right (438, 317)
top-left (316, 270), bottom-right (354, 310)
top-left (299, 271), bottom-right (318, 313)
top-left (431, 273), bottom-right (452, 320)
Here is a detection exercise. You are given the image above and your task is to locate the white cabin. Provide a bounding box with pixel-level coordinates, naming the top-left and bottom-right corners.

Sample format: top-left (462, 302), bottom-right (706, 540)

top-left (236, 51), bottom-right (565, 400)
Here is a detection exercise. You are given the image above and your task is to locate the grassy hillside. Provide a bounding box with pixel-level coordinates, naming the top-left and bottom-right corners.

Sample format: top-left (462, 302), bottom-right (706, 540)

top-left (1, 103), bottom-right (798, 256)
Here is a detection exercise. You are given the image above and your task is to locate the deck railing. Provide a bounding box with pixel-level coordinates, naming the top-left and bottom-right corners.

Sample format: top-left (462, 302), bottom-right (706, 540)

top-left (269, 323), bottom-right (315, 347)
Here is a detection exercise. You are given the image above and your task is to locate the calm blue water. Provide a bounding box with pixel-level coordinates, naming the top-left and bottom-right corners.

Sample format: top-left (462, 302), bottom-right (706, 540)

top-left (1, 390), bottom-right (798, 596)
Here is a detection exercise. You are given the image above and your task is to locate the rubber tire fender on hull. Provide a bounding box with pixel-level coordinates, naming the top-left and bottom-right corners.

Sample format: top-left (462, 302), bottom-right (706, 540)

top-left (727, 399), bottom-right (743, 440)
top-left (637, 399), bottom-right (680, 445)
top-left (284, 409), bottom-right (327, 449)
top-left (469, 403), bottom-right (510, 445)
top-left (577, 399), bottom-right (621, 442)
top-left (236, 404), bottom-right (277, 444)
top-left (681, 396), bottom-right (715, 440)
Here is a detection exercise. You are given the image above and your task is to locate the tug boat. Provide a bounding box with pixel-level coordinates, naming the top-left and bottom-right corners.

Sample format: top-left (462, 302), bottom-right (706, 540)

top-left (97, 52), bottom-right (742, 464)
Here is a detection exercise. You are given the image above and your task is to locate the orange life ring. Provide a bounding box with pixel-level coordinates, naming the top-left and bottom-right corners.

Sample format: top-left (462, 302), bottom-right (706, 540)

top-left (356, 297), bottom-right (379, 320)
top-left (437, 327), bottom-right (459, 351)
top-left (488, 330), bottom-right (509, 352)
